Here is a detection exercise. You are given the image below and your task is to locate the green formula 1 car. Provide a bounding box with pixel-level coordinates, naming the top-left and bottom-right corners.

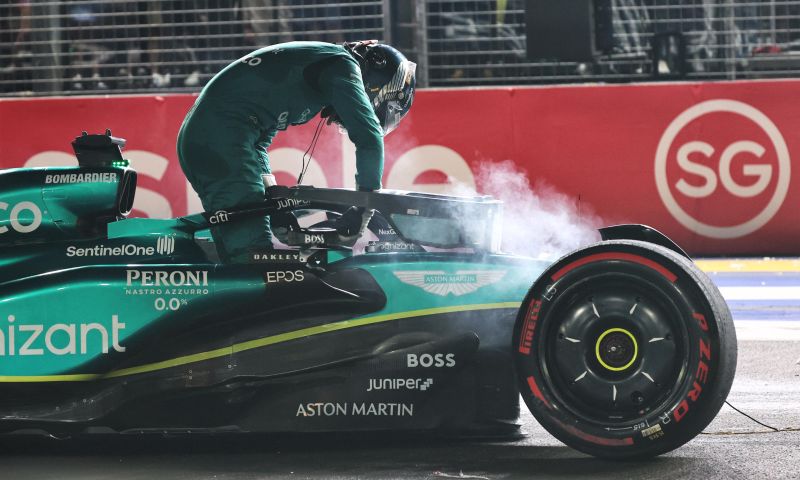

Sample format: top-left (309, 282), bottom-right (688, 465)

top-left (0, 132), bottom-right (736, 459)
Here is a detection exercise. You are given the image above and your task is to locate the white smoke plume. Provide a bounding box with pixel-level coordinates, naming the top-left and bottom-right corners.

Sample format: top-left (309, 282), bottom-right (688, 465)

top-left (449, 160), bottom-right (604, 260)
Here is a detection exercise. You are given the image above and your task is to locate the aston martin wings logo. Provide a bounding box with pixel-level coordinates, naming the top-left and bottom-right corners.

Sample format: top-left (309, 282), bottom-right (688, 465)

top-left (393, 270), bottom-right (507, 297)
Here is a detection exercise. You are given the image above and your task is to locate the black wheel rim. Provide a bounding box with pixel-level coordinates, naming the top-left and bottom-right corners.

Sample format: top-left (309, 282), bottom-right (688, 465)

top-left (539, 268), bottom-right (691, 425)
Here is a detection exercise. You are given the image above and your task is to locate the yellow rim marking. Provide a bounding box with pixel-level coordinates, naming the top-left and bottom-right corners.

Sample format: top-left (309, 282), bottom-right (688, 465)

top-left (0, 302), bottom-right (522, 383)
top-left (595, 328), bottom-right (638, 372)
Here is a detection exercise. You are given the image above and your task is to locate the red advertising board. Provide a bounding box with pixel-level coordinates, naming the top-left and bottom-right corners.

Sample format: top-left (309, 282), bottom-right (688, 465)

top-left (1, 79), bottom-right (798, 255)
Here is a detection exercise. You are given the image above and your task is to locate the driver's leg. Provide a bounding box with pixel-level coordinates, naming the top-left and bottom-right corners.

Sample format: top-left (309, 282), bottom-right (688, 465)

top-left (203, 172), bottom-right (271, 263)
top-left (178, 121), bottom-right (271, 263)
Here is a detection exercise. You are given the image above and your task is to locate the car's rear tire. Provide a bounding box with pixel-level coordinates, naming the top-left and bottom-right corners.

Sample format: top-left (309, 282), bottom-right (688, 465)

top-left (512, 240), bottom-right (737, 459)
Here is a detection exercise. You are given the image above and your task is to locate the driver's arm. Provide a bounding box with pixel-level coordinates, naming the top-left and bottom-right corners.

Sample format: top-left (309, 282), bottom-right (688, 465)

top-left (317, 57), bottom-right (384, 191)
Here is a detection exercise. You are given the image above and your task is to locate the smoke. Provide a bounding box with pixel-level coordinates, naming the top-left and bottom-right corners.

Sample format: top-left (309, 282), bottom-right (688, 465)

top-left (448, 160), bottom-right (603, 260)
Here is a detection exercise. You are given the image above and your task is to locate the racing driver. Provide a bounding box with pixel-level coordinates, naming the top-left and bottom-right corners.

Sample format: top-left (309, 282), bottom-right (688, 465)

top-left (177, 40), bottom-right (416, 262)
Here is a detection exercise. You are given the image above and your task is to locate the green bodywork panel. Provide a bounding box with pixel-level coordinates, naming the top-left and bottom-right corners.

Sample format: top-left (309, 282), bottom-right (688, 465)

top-left (0, 166), bottom-right (549, 379)
top-left (357, 256), bottom-right (540, 312)
top-left (0, 246), bottom-right (546, 378)
top-left (0, 166), bottom-right (133, 246)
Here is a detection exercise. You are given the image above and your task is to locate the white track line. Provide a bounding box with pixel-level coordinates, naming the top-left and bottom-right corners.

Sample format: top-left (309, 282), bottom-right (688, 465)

top-left (718, 286), bottom-right (800, 301)
top-left (734, 320), bottom-right (800, 341)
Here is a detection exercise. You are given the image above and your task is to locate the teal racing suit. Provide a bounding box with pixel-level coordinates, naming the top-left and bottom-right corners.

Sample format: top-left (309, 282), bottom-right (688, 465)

top-left (177, 41), bottom-right (384, 262)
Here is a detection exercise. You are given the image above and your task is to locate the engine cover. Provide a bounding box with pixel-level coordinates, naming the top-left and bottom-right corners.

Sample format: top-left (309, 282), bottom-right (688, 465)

top-left (0, 166), bottom-right (136, 244)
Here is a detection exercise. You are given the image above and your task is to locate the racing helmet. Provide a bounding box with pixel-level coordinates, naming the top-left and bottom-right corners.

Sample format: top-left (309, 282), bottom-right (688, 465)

top-left (345, 41), bottom-right (416, 136)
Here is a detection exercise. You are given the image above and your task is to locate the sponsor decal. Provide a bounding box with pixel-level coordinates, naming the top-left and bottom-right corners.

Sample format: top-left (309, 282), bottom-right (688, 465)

top-left (518, 300), bottom-right (541, 355)
top-left (0, 314), bottom-right (125, 356)
top-left (276, 111), bottom-right (289, 130)
top-left (297, 108), bottom-right (312, 123)
top-left (265, 270), bottom-right (305, 284)
top-left (125, 269), bottom-right (209, 311)
top-left (655, 99), bottom-right (791, 239)
top-left (68, 244), bottom-right (155, 257)
top-left (394, 270), bottom-right (506, 296)
top-left (240, 55), bottom-right (262, 66)
top-left (286, 231), bottom-right (331, 247)
top-left (367, 242), bottom-right (418, 252)
top-left (67, 237), bottom-right (176, 257)
top-left (126, 269), bottom-right (208, 288)
top-left (407, 353), bottom-right (455, 368)
top-left (125, 269), bottom-right (209, 294)
top-left (209, 210), bottom-right (229, 224)
top-left (304, 233), bottom-right (325, 244)
top-left (672, 313), bottom-right (712, 423)
top-left (45, 172), bottom-right (118, 184)
top-left (249, 250), bottom-right (326, 267)
top-left (0, 201), bottom-right (42, 235)
top-left (295, 402), bottom-right (414, 417)
top-left (250, 251), bottom-right (303, 263)
top-left (156, 236), bottom-right (175, 255)
top-left (378, 227), bottom-right (397, 236)
top-left (276, 198), bottom-right (311, 210)
top-left (367, 378), bottom-right (433, 392)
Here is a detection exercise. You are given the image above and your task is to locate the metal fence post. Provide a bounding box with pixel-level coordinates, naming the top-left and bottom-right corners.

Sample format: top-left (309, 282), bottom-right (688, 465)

top-left (383, 0), bottom-right (393, 44)
top-left (770, 0), bottom-right (777, 44)
top-left (725, 0), bottom-right (737, 80)
top-left (29, 1), bottom-right (62, 94)
top-left (414, 0), bottom-right (429, 87)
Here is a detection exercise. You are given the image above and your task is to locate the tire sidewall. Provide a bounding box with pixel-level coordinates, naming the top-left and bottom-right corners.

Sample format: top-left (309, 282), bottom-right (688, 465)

top-left (512, 240), bottom-right (735, 458)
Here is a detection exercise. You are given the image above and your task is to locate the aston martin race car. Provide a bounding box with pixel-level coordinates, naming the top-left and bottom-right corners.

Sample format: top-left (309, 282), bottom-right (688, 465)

top-left (0, 132), bottom-right (736, 459)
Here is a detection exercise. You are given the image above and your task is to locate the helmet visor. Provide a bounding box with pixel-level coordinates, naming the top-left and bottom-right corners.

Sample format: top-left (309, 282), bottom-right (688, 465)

top-left (373, 61), bottom-right (416, 136)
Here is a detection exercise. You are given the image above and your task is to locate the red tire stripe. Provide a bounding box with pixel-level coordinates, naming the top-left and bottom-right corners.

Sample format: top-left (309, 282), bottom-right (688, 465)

top-left (526, 376), bottom-right (549, 408)
top-left (529, 380), bottom-right (634, 447)
top-left (551, 252), bottom-right (678, 283)
top-left (561, 423), bottom-right (635, 447)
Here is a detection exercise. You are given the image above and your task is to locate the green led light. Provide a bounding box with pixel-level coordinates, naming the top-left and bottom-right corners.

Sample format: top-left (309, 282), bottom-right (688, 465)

top-left (112, 159), bottom-right (130, 167)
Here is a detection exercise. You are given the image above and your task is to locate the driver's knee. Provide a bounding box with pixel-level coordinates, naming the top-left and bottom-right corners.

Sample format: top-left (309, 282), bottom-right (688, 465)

top-left (201, 179), bottom-right (271, 263)
top-left (210, 215), bottom-right (272, 263)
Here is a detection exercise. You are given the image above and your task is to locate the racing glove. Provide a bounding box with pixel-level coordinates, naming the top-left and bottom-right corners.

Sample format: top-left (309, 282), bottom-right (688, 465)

top-left (336, 206), bottom-right (375, 245)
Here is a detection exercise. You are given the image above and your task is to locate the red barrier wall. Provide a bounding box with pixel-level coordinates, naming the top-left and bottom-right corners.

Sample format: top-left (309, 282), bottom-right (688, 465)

top-left (1, 79), bottom-right (798, 255)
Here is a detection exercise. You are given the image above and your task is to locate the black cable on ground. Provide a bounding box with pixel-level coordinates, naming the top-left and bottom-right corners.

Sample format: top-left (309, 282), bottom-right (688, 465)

top-left (700, 400), bottom-right (800, 436)
top-left (724, 400), bottom-right (779, 431)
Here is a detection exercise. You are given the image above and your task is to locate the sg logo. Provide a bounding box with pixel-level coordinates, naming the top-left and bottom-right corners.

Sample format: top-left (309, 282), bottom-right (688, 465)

top-left (674, 140), bottom-right (771, 199)
top-left (655, 99), bottom-right (791, 239)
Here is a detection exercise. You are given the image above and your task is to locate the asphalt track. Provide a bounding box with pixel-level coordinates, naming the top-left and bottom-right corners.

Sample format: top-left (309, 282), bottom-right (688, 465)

top-left (1, 258), bottom-right (799, 479)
